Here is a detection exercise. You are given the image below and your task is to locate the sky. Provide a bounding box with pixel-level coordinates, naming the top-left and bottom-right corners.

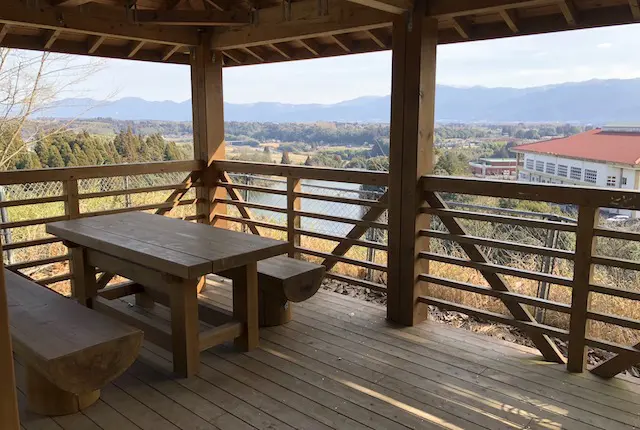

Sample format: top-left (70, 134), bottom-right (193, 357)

top-left (71, 22), bottom-right (640, 105)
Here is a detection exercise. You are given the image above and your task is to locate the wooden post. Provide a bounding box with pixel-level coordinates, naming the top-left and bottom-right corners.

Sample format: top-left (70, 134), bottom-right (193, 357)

top-left (287, 177), bottom-right (301, 258)
top-left (69, 245), bottom-right (98, 308)
top-left (567, 205), bottom-right (598, 372)
top-left (191, 31), bottom-right (226, 227)
top-left (232, 262), bottom-right (259, 351)
top-left (63, 179), bottom-right (80, 219)
top-left (0, 243), bottom-right (20, 429)
top-left (387, 2), bottom-right (437, 326)
top-left (170, 277), bottom-right (200, 377)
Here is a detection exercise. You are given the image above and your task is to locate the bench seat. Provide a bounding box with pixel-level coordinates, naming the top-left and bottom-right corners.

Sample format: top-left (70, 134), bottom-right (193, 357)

top-left (6, 270), bottom-right (142, 416)
top-left (219, 256), bottom-right (325, 326)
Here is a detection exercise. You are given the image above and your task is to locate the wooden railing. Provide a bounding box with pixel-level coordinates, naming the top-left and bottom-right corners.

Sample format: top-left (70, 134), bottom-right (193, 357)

top-left (0, 160), bottom-right (203, 287)
top-left (419, 175), bottom-right (640, 377)
top-left (212, 160), bottom-right (389, 293)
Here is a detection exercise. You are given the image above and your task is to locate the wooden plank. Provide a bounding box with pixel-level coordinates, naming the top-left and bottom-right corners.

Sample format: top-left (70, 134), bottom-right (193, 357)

top-left (69, 245), bottom-right (98, 308)
top-left (420, 228), bottom-right (575, 259)
top-left (567, 206), bottom-right (598, 373)
top-left (1, 237), bottom-right (61, 252)
top-left (345, 0), bottom-right (409, 14)
top-left (422, 175), bottom-right (640, 210)
top-left (0, 244), bottom-right (19, 430)
top-left (591, 342), bottom-right (640, 378)
top-left (287, 177), bottom-right (301, 258)
top-left (423, 192), bottom-right (566, 363)
top-left (298, 247), bottom-right (387, 272)
top-left (47, 221), bottom-right (212, 279)
top-left (0, 0), bottom-right (198, 46)
top-left (0, 195), bottom-right (65, 209)
top-left (6, 271), bottom-right (142, 395)
top-left (215, 214), bottom-right (288, 232)
top-left (199, 321), bottom-right (243, 351)
top-left (296, 228), bottom-right (388, 251)
top-left (421, 206), bottom-right (578, 231)
top-left (324, 272), bottom-right (387, 292)
top-left (5, 254), bottom-right (69, 271)
top-left (192, 36), bottom-right (226, 227)
top-left (214, 160), bottom-right (389, 187)
top-left (75, 212), bottom-right (289, 274)
top-left (154, 173), bottom-right (200, 217)
top-left (231, 262), bottom-right (259, 351)
top-left (170, 277), bottom-right (201, 377)
top-left (499, 8), bottom-right (519, 32)
top-left (294, 210), bottom-right (387, 230)
top-left (98, 281), bottom-right (144, 300)
top-left (295, 191), bottom-right (387, 208)
top-left (0, 160), bottom-right (201, 186)
top-left (87, 35), bottom-right (105, 54)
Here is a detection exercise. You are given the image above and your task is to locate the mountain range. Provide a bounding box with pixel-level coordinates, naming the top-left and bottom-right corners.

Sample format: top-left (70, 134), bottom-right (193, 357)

top-left (37, 78), bottom-right (640, 124)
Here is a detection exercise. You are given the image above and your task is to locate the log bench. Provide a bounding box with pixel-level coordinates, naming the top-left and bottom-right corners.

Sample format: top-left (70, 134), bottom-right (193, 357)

top-left (219, 256), bottom-right (325, 327)
top-left (5, 270), bottom-right (143, 416)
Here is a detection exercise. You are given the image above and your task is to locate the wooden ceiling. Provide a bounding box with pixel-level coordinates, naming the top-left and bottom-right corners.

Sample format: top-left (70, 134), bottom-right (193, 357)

top-left (0, 0), bottom-right (638, 66)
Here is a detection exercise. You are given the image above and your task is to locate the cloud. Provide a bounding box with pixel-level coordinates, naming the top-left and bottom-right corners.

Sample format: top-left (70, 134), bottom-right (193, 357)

top-left (597, 43), bottom-right (613, 49)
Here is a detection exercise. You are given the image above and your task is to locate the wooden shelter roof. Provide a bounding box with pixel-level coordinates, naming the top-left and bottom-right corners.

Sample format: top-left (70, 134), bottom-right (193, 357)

top-left (1, 0), bottom-right (638, 66)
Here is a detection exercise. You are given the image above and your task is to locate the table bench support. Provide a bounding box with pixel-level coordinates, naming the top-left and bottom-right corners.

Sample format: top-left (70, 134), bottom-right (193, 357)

top-left (69, 245), bottom-right (98, 308)
top-left (232, 262), bottom-right (259, 351)
top-left (170, 277), bottom-right (201, 377)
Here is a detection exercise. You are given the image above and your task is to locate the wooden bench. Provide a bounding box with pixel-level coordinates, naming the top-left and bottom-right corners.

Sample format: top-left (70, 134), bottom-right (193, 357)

top-left (5, 270), bottom-right (142, 416)
top-left (219, 256), bottom-right (325, 327)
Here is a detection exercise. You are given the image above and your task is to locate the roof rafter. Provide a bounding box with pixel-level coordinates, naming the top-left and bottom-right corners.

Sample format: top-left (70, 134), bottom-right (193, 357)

top-left (127, 40), bottom-right (145, 58)
top-left (268, 43), bottom-right (292, 59)
top-left (499, 9), bottom-right (519, 33)
top-left (559, 0), bottom-right (578, 25)
top-left (451, 16), bottom-right (472, 39)
top-left (0, 0), bottom-right (198, 46)
top-left (0, 25), bottom-right (10, 45)
top-left (343, 0), bottom-right (411, 14)
top-left (135, 10), bottom-right (249, 26)
top-left (42, 29), bottom-right (61, 49)
top-left (87, 35), bottom-right (105, 54)
top-left (330, 34), bottom-right (352, 52)
top-left (211, 0), bottom-right (393, 50)
top-left (427, 0), bottom-right (559, 18)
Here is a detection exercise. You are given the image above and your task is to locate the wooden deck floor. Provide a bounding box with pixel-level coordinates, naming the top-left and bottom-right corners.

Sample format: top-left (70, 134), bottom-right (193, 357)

top-left (16, 283), bottom-right (640, 430)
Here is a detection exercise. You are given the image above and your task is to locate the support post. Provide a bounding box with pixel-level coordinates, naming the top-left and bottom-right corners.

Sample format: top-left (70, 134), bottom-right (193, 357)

top-left (287, 177), bottom-right (301, 258)
top-left (0, 243), bottom-right (19, 429)
top-left (191, 31), bottom-right (226, 227)
top-left (387, 1), bottom-right (437, 326)
top-left (567, 205), bottom-right (598, 372)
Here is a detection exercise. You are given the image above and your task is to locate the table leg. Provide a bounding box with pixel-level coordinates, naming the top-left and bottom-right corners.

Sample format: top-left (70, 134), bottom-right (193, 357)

top-left (170, 278), bottom-right (200, 377)
top-left (233, 262), bottom-right (259, 351)
top-left (69, 245), bottom-right (97, 308)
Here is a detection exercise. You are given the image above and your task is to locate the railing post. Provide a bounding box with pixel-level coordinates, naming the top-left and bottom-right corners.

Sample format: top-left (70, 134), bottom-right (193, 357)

top-left (567, 205), bottom-right (598, 372)
top-left (287, 177), bottom-right (301, 258)
top-left (191, 31), bottom-right (226, 227)
top-left (0, 242), bottom-right (20, 430)
top-left (63, 179), bottom-right (80, 220)
top-left (387, 4), bottom-right (437, 326)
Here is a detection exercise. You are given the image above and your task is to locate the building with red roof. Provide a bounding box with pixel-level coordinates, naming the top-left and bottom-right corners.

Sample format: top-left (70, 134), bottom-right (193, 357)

top-left (512, 126), bottom-right (640, 192)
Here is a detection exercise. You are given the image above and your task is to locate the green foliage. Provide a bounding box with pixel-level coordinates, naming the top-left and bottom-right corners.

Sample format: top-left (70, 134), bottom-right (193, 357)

top-left (435, 150), bottom-right (470, 176)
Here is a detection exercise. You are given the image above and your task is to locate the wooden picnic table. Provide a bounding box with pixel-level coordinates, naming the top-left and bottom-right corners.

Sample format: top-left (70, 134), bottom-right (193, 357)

top-left (46, 212), bottom-right (289, 377)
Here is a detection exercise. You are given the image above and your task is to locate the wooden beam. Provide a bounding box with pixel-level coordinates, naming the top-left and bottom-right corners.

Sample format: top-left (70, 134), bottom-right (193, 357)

top-left (559, 0), bottom-right (578, 25)
top-left (191, 32), bottom-right (226, 227)
top-left (42, 29), bottom-right (61, 49)
top-left (0, 244), bottom-right (20, 430)
top-left (330, 34), bottom-right (352, 52)
top-left (162, 44), bottom-right (182, 61)
top-left (590, 342), bottom-right (640, 378)
top-left (427, 0), bottom-right (558, 18)
top-left (499, 9), bottom-right (519, 32)
top-left (451, 16), bottom-right (471, 39)
top-left (344, 0), bottom-right (411, 14)
top-left (135, 10), bottom-right (250, 26)
top-left (0, 0), bottom-right (197, 46)
top-left (87, 35), bottom-right (105, 54)
top-left (50, 0), bottom-right (94, 5)
top-left (365, 29), bottom-right (388, 48)
top-left (298, 39), bottom-right (321, 56)
top-left (221, 50), bottom-right (244, 64)
top-left (211, 0), bottom-right (393, 50)
top-left (242, 46), bottom-right (264, 62)
top-left (0, 25), bottom-right (10, 45)
top-left (387, 4), bottom-right (437, 327)
top-left (127, 40), bottom-right (145, 58)
top-left (268, 43), bottom-right (292, 59)
top-left (630, 0), bottom-right (640, 20)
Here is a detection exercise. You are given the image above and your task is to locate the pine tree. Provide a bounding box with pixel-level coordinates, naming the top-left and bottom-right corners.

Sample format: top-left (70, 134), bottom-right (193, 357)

top-left (281, 151), bottom-right (291, 164)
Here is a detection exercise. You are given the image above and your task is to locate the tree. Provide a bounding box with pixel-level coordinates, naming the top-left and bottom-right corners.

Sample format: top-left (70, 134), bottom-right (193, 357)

top-left (0, 48), bottom-right (103, 170)
top-left (281, 151), bottom-right (291, 164)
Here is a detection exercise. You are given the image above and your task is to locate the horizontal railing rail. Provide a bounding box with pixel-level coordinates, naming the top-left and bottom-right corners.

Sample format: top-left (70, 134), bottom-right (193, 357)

top-left (419, 174), bottom-right (640, 378)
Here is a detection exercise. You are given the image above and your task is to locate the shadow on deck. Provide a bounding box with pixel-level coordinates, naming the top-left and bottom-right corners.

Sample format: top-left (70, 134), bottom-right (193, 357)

top-left (17, 283), bottom-right (640, 430)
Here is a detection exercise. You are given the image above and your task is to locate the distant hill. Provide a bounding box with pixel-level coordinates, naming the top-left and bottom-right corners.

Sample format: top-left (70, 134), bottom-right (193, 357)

top-left (36, 78), bottom-right (640, 124)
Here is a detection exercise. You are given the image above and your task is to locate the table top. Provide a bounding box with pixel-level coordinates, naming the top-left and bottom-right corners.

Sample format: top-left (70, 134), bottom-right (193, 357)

top-left (47, 212), bottom-right (290, 279)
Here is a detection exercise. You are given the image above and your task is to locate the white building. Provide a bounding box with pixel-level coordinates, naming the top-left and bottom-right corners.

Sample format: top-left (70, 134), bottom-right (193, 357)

top-left (512, 126), bottom-right (640, 216)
